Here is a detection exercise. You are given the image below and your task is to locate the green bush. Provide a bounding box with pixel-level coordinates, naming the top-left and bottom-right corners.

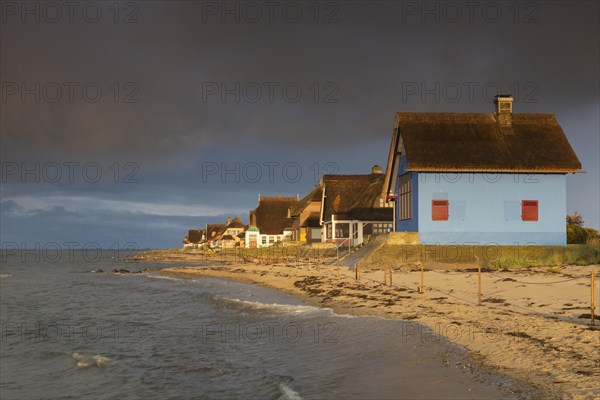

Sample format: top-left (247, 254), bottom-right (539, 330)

top-left (567, 224), bottom-right (588, 244)
top-left (566, 212), bottom-right (599, 244)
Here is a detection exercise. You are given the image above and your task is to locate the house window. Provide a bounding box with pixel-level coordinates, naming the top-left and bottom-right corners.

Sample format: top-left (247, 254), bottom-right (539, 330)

top-left (399, 173), bottom-right (412, 220)
top-left (521, 200), bottom-right (538, 221)
top-left (335, 223), bottom-right (349, 239)
top-left (261, 236), bottom-right (267, 245)
top-left (432, 200), bottom-right (449, 221)
top-left (373, 223), bottom-right (392, 235)
top-left (269, 236), bottom-right (275, 243)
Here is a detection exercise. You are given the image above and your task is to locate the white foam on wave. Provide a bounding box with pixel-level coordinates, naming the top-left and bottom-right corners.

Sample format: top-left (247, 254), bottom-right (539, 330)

top-left (278, 383), bottom-right (303, 400)
top-left (144, 274), bottom-right (189, 282)
top-left (0, 274), bottom-right (12, 279)
top-left (72, 353), bottom-right (110, 368)
top-left (221, 297), bottom-right (328, 315)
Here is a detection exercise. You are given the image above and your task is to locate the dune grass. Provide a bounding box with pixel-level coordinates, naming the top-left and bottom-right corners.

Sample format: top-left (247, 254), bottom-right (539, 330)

top-left (363, 239), bottom-right (600, 270)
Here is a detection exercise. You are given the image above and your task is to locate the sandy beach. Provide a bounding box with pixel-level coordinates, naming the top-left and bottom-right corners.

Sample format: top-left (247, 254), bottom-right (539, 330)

top-left (158, 262), bottom-right (600, 400)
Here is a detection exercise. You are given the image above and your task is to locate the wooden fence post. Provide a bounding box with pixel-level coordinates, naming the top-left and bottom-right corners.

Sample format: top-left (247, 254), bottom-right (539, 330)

top-left (419, 262), bottom-right (424, 294)
top-left (478, 264), bottom-right (482, 306)
top-left (592, 270), bottom-right (596, 326)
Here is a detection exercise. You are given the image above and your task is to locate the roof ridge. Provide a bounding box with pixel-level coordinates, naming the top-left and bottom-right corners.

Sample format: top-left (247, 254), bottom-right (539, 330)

top-left (259, 196), bottom-right (298, 201)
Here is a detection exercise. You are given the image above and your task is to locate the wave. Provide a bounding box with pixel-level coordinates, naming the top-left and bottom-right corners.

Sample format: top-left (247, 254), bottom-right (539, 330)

top-left (218, 297), bottom-right (329, 316)
top-left (0, 274), bottom-right (12, 279)
top-left (142, 273), bottom-right (359, 319)
top-left (278, 383), bottom-right (303, 400)
top-left (144, 274), bottom-right (188, 282)
top-left (72, 353), bottom-right (110, 369)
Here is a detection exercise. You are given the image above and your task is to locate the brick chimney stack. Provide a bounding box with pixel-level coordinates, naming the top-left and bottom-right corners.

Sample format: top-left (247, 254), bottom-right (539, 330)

top-left (494, 94), bottom-right (513, 126)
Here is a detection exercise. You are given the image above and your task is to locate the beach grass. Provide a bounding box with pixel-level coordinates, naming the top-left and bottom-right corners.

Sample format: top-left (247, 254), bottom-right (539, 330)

top-left (362, 240), bottom-right (600, 270)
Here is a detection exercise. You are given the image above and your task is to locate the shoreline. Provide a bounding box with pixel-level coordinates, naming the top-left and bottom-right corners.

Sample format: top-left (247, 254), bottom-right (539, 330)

top-left (156, 262), bottom-right (599, 400)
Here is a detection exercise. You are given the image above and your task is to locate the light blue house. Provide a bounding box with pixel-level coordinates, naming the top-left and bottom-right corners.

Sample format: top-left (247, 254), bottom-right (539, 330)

top-left (382, 96), bottom-right (582, 246)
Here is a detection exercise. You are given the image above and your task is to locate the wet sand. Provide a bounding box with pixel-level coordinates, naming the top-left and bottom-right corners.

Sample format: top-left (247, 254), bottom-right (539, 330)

top-left (158, 263), bottom-right (599, 400)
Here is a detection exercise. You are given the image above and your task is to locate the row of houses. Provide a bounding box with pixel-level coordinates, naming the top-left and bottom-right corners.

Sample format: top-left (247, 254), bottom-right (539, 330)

top-left (246, 167), bottom-right (395, 248)
top-left (186, 95), bottom-right (582, 248)
top-left (184, 166), bottom-right (394, 249)
top-left (183, 216), bottom-right (247, 249)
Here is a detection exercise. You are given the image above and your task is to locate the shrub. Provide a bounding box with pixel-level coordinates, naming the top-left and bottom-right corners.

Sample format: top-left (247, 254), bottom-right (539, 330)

top-left (566, 212), bottom-right (597, 244)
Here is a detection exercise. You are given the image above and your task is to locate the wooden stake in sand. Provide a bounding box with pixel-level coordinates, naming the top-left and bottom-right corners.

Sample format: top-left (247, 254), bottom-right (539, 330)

top-left (355, 263), bottom-right (358, 280)
top-left (419, 262), bottom-right (424, 294)
top-left (592, 270), bottom-right (596, 326)
top-left (389, 265), bottom-right (393, 287)
top-left (384, 267), bottom-right (387, 285)
top-left (478, 264), bottom-right (482, 306)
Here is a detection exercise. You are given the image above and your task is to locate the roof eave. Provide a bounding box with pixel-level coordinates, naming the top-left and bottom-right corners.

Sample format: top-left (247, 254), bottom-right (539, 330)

top-left (406, 167), bottom-right (581, 174)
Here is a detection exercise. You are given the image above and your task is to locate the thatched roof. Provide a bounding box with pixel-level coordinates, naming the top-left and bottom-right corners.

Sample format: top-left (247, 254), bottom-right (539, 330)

top-left (206, 223), bottom-right (225, 240)
top-left (289, 185), bottom-right (323, 217)
top-left (187, 229), bottom-right (203, 243)
top-left (250, 196), bottom-right (298, 235)
top-left (227, 216), bottom-right (245, 229)
top-left (304, 214), bottom-right (321, 227)
top-left (395, 113), bottom-right (581, 172)
top-left (335, 208), bottom-right (393, 221)
top-left (322, 174), bottom-right (392, 222)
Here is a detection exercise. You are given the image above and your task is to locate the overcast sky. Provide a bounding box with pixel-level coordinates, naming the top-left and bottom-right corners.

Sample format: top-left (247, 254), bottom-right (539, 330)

top-left (1, 0), bottom-right (599, 249)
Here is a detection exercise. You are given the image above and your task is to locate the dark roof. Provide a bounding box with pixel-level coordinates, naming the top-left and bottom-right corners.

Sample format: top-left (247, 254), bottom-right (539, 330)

top-left (187, 229), bottom-right (203, 243)
top-left (206, 223), bottom-right (225, 240)
top-left (322, 174), bottom-right (391, 222)
top-left (396, 113), bottom-right (581, 172)
top-left (227, 216), bottom-right (245, 229)
top-left (290, 185), bottom-right (322, 217)
top-left (251, 196), bottom-right (298, 235)
top-left (335, 207), bottom-right (393, 221)
top-left (304, 214), bottom-right (322, 227)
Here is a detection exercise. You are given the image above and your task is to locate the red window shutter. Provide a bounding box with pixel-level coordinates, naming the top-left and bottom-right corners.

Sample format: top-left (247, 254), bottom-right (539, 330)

top-left (432, 200), bottom-right (449, 221)
top-left (521, 200), bottom-right (538, 221)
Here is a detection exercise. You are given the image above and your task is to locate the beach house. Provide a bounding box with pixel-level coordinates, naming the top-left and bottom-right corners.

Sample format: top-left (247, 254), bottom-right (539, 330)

top-left (288, 185), bottom-right (324, 243)
top-left (183, 228), bottom-right (204, 248)
top-left (245, 196), bottom-right (298, 248)
top-left (382, 95), bottom-right (582, 246)
top-left (220, 216), bottom-right (246, 248)
top-left (319, 167), bottom-right (394, 246)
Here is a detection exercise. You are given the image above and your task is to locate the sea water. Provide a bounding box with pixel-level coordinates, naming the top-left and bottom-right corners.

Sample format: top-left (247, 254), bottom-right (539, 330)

top-left (0, 251), bottom-right (532, 399)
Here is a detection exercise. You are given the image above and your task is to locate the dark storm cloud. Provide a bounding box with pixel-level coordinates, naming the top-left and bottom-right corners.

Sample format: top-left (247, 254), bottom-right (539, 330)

top-left (1, 0), bottom-right (599, 246)
top-left (2, 1), bottom-right (598, 162)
